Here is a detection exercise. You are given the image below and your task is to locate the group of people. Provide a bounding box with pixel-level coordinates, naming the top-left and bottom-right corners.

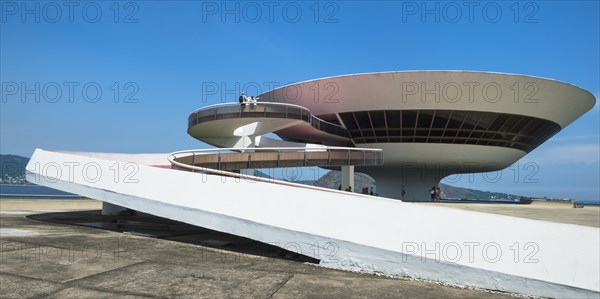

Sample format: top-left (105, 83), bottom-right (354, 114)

top-left (361, 186), bottom-right (375, 195)
top-left (337, 185), bottom-right (377, 196)
top-left (239, 92), bottom-right (258, 105)
top-left (335, 184), bottom-right (442, 200)
top-left (339, 185), bottom-right (353, 192)
top-left (430, 186), bottom-right (442, 201)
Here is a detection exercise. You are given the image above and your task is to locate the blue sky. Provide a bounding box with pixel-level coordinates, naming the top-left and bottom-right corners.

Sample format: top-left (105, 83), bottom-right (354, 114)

top-left (1, 1), bottom-right (598, 201)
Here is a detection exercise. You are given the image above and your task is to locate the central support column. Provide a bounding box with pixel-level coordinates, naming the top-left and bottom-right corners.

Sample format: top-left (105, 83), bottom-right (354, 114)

top-left (341, 165), bottom-right (354, 192)
top-left (360, 166), bottom-right (448, 201)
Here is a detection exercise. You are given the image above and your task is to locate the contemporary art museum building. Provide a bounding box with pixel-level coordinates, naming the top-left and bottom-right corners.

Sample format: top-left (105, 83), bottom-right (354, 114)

top-left (187, 71), bottom-right (596, 200)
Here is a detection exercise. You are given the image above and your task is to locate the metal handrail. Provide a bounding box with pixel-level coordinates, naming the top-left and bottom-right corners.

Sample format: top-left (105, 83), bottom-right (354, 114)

top-left (170, 146), bottom-right (384, 171)
top-left (170, 146), bottom-right (382, 155)
top-left (190, 101), bottom-right (312, 114)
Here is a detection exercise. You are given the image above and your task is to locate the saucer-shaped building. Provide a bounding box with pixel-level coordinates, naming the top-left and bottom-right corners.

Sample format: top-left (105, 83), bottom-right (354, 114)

top-left (252, 71), bottom-right (596, 200)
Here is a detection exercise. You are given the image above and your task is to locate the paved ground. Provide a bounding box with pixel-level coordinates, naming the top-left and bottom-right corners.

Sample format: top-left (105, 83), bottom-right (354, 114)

top-left (420, 201), bottom-right (600, 228)
top-left (0, 199), bottom-right (101, 211)
top-left (0, 200), bottom-right (520, 299)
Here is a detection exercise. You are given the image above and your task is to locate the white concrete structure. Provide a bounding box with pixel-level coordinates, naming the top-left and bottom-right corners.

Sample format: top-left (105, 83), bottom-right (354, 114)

top-left (27, 149), bottom-right (600, 298)
top-left (26, 71), bottom-right (599, 297)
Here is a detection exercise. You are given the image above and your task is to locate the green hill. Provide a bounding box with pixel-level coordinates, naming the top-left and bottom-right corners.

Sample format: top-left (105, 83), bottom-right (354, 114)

top-left (1, 154), bottom-right (30, 182)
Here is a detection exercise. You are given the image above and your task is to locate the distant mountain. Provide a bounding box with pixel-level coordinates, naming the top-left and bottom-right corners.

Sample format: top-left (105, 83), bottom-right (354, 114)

top-left (438, 183), bottom-right (523, 200)
top-left (313, 170), bottom-right (376, 191)
top-left (254, 170), bottom-right (274, 179)
top-left (1, 154), bottom-right (30, 184)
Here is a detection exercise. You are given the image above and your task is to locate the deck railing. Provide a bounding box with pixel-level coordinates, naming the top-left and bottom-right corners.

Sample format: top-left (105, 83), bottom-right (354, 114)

top-left (170, 147), bottom-right (383, 171)
top-left (188, 102), bottom-right (351, 138)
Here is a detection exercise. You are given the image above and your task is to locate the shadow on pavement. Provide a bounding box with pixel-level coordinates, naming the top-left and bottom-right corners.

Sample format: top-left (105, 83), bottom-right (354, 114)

top-left (27, 210), bottom-right (320, 264)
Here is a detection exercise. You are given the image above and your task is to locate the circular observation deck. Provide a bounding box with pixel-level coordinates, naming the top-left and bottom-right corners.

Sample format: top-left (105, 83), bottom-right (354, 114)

top-left (187, 102), bottom-right (353, 147)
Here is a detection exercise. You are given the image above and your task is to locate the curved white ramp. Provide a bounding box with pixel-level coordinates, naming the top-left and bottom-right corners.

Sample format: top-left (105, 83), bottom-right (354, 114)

top-left (26, 149), bottom-right (600, 298)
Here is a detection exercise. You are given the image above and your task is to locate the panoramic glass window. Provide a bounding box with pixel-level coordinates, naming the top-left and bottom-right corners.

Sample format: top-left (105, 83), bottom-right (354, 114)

top-left (339, 110), bottom-right (561, 153)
